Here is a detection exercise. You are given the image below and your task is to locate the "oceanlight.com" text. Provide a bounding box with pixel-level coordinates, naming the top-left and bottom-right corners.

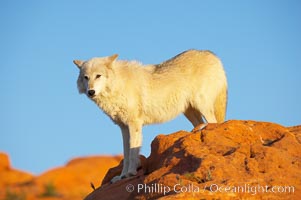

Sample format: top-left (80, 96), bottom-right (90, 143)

top-left (126, 183), bottom-right (295, 196)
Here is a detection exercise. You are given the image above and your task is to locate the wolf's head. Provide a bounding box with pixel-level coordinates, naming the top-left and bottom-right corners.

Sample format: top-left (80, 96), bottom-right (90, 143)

top-left (73, 54), bottom-right (118, 98)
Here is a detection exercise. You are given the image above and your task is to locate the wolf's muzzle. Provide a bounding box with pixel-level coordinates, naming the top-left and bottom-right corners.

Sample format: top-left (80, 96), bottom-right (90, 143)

top-left (88, 90), bottom-right (95, 97)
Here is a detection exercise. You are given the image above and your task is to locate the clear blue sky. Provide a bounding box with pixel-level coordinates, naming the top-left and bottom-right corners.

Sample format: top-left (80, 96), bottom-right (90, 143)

top-left (1, 1), bottom-right (300, 175)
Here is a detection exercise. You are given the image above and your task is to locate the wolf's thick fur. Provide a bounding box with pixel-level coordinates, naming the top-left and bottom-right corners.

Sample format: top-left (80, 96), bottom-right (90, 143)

top-left (74, 50), bottom-right (227, 182)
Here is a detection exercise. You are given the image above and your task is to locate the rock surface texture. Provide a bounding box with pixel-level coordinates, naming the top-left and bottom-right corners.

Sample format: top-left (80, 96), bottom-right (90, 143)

top-left (85, 120), bottom-right (301, 200)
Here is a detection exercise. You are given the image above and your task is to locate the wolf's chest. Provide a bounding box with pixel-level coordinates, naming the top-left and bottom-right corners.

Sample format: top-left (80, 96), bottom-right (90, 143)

top-left (95, 96), bottom-right (132, 125)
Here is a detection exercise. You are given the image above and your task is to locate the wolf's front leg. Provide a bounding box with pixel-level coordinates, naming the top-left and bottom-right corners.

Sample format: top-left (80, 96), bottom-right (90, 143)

top-left (127, 122), bottom-right (142, 176)
top-left (111, 125), bottom-right (130, 183)
top-left (110, 122), bottom-right (142, 183)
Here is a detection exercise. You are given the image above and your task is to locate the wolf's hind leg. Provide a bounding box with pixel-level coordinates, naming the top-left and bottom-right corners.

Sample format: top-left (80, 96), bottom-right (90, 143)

top-left (188, 102), bottom-right (217, 131)
top-left (201, 109), bottom-right (217, 123)
top-left (184, 105), bottom-right (204, 127)
top-left (192, 100), bottom-right (217, 124)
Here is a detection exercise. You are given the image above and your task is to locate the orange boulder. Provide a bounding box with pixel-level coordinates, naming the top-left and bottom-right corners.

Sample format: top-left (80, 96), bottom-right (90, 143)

top-left (85, 121), bottom-right (301, 200)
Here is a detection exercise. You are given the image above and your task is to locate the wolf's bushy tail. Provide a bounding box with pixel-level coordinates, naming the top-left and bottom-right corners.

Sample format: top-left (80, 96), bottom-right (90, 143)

top-left (214, 85), bottom-right (227, 123)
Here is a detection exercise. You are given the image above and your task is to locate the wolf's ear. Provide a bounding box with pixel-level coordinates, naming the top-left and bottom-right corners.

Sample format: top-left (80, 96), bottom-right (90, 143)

top-left (73, 60), bottom-right (84, 68)
top-left (108, 54), bottom-right (118, 62)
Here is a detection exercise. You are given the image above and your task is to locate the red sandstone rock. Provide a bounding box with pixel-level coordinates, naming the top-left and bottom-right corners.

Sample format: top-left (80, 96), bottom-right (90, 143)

top-left (0, 154), bottom-right (122, 200)
top-left (84, 120), bottom-right (301, 200)
top-left (0, 152), bottom-right (10, 170)
top-left (0, 152), bottom-right (34, 188)
top-left (1, 121), bottom-right (300, 200)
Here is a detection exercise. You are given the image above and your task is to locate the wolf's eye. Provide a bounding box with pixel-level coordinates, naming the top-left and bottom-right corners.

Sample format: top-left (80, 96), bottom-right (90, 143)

top-left (84, 75), bottom-right (89, 80)
top-left (96, 74), bottom-right (102, 79)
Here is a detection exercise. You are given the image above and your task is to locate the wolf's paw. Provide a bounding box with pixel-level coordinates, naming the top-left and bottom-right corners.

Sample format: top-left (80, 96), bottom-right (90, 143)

top-left (198, 123), bottom-right (208, 131)
top-left (110, 171), bottom-right (137, 184)
top-left (110, 175), bottom-right (124, 183)
top-left (126, 169), bottom-right (137, 177)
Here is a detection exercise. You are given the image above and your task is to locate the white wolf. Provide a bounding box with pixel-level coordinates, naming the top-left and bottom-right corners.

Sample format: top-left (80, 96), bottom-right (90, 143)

top-left (73, 50), bottom-right (227, 183)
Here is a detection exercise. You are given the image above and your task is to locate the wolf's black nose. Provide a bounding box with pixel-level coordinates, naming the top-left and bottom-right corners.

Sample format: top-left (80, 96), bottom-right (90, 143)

top-left (88, 90), bottom-right (95, 96)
